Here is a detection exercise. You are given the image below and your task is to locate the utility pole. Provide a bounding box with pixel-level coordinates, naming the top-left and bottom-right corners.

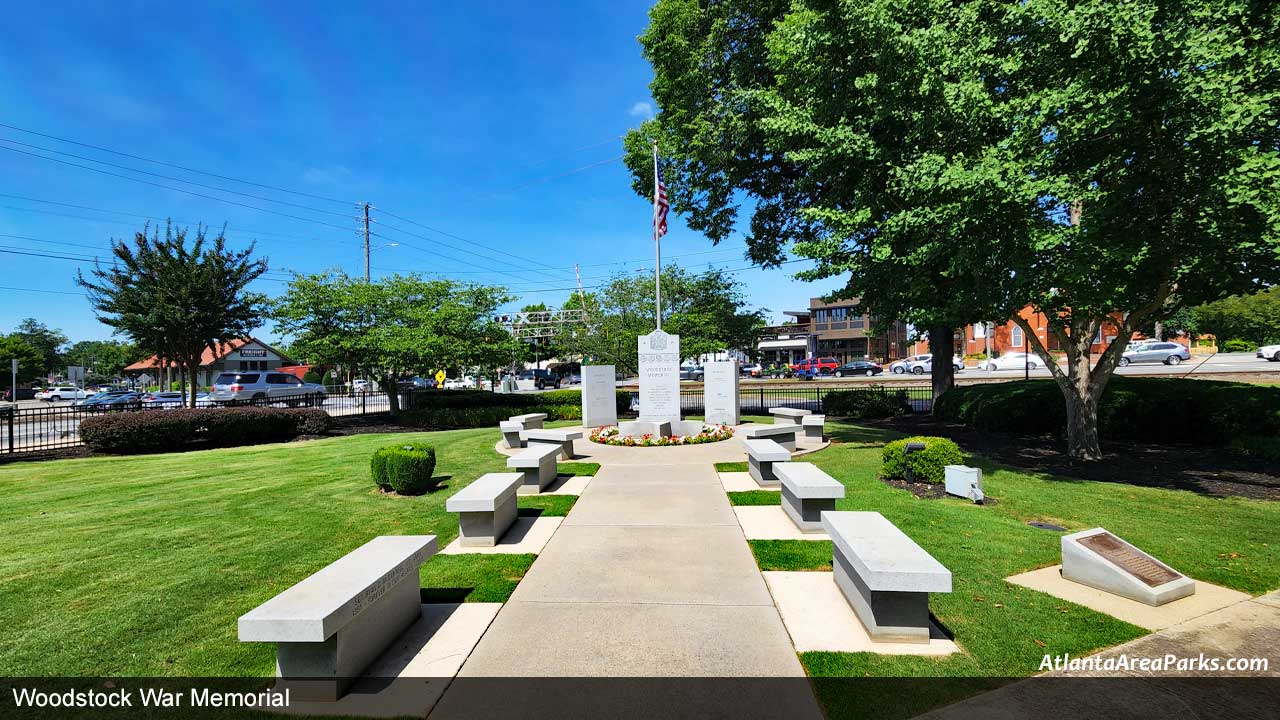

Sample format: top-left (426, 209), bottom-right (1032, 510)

top-left (362, 202), bottom-right (372, 281)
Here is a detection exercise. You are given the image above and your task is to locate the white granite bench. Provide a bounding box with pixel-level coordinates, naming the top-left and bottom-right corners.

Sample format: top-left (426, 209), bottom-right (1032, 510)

top-left (775, 462), bottom-right (844, 532)
top-left (446, 473), bottom-right (522, 547)
top-left (742, 423), bottom-right (800, 451)
top-left (618, 419), bottom-right (671, 438)
top-left (499, 420), bottom-right (525, 449)
top-left (507, 443), bottom-right (561, 494)
top-left (801, 414), bottom-right (825, 442)
top-left (743, 438), bottom-right (791, 486)
top-left (823, 511), bottom-right (952, 644)
top-left (509, 412), bottom-right (547, 430)
top-left (522, 427), bottom-right (583, 459)
top-left (238, 535), bottom-right (438, 701)
top-left (770, 407), bottom-right (811, 424)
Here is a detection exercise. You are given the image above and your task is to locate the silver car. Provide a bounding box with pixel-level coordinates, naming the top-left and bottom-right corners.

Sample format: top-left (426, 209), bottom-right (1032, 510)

top-left (1118, 342), bottom-right (1191, 367)
top-left (208, 371), bottom-right (326, 406)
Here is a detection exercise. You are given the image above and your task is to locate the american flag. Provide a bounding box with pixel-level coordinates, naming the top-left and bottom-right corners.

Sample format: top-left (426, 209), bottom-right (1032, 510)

top-left (653, 159), bottom-right (669, 238)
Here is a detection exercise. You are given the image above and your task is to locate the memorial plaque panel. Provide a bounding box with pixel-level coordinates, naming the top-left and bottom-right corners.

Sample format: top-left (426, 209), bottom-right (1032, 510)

top-left (704, 360), bottom-right (740, 426)
top-left (581, 365), bottom-right (618, 427)
top-left (1079, 532), bottom-right (1181, 587)
top-left (638, 330), bottom-right (681, 423)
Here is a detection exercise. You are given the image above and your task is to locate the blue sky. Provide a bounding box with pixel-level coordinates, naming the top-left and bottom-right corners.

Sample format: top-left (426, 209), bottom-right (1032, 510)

top-left (0, 1), bottom-right (843, 343)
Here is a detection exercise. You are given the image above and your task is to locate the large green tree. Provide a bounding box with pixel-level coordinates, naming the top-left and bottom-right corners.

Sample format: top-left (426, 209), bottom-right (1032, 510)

top-left (1196, 288), bottom-right (1280, 347)
top-left (271, 271), bottom-right (514, 414)
top-left (12, 318), bottom-right (68, 377)
top-left (628, 0), bottom-right (1279, 459)
top-left (63, 340), bottom-right (141, 380)
top-left (77, 224), bottom-right (269, 407)
top-left (557, 266), bottom-right (764, 374)
top-left (0, 335), bottom-right (44, 386)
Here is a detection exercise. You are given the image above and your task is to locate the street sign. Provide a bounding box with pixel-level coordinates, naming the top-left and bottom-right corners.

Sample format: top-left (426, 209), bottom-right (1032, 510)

top-left (434, 370), bottom-right (446, 384)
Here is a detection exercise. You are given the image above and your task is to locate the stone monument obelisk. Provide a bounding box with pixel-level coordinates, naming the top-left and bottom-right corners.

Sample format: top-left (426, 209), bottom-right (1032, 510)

top-left (637, 329), bottom-right (681, 424)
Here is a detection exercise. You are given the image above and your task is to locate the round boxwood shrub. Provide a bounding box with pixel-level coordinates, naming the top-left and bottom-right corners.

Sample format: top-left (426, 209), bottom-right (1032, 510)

top-left (881, 436), bottom-right (963, 485)
top-left (371, 443), bottom-right (438, 494)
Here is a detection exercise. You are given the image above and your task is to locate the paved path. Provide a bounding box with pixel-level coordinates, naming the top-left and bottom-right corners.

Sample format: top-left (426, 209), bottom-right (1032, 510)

top-left (432, 438), bottom-right (822, 718)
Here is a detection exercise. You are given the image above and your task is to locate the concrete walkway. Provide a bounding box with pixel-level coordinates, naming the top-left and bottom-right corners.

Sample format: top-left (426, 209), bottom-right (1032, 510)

top-left (431, 454), bottom-right (822, 719)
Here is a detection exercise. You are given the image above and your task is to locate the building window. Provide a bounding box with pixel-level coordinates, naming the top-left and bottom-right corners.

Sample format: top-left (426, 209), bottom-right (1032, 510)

top-left (973, 323), bottom-right (987, 339)
top-left (1011, 325), bottom-right (1024, 348)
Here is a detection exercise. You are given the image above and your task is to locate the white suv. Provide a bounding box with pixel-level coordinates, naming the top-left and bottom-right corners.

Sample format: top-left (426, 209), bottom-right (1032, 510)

top-left (1257, 345), bottom-right (1280, 361)
top-left (38, 386), bottom-right (90, 402)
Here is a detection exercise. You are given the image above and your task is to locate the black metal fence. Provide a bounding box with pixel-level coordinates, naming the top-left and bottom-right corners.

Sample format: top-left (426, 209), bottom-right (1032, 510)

top-left (1, 384), bottom-right (933, 458)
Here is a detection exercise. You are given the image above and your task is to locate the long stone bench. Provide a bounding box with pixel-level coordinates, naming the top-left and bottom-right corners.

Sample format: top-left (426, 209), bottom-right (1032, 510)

top-left (446, 473), bottom-right (522, 547)
top-left (742, 423), bottom-right (800, 451)
top-left (801, 414), bottom-right (825, 442)
top-left (743, 438), bottom-right (791, 486)
top-left (822, 511), bottom-right (952, 644)
top-left (499, 420), bottom-right (526, 449)
top-left (238, 535), bottom-right (438, 701)
top-left (775, 462), bottom-right (844, 533)
top-left (523, 428), bottom-right (583, 459)
top-left (507, 443), bottom-right (561, 494)
top-left (769, 407), bottom-right (811, 424)
top-left (509, 412), bottom-right (547, 430)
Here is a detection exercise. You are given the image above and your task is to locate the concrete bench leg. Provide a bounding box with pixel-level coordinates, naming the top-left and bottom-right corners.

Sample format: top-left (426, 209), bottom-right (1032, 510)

top-left (782, 487), bottom-right (834, 533)
top-left (748, 456), bottom-right (780, 486)
top-left (525, 418), bottom-right (543, 430)
top-left (804, 425), bottom-right (823, 442)
top-left (833, 551), bottom-right (932, 643)
top-left (502, 430), bottom-right (525, 449)
top-left (273, 570), bottom-right (423, 700)
top-left (778, 435), bottom-right (797, 452)
top-left (559, 439), bottom-right (575, 459)
top-left (458, 494), bottom-right (518, 547)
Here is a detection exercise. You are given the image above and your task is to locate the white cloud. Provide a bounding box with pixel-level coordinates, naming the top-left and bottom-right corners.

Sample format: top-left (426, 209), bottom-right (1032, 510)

top-left (629, 101), bottom-right (654, 119)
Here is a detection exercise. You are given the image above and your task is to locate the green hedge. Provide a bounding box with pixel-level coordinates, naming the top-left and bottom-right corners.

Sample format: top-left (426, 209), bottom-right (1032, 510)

top-left (822, 387), bottom-right (911, 419)
top-left (400, 403), bottom-right (581, 430)
top-left (881, 436), bottom-right (963, 484)
top-left (80, 407), bottom-right (333, 454)
top-left (371, 443), bottom-right (438, 494)
top-left (934, 377), bottom-right (1280, 446)
top-left (406, 388), bottom-right (630, 415)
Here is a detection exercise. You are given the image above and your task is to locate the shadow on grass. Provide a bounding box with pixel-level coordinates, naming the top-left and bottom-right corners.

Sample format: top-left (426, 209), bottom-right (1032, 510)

top-left (825, 423), bottom-right (902, 447)
top-left (421, 586), bottom-right (474, 603)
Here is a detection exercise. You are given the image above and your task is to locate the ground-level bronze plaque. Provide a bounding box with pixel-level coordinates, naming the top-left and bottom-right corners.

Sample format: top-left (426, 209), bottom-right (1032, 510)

top-left (1079, 532), bottom-right (1181, 587)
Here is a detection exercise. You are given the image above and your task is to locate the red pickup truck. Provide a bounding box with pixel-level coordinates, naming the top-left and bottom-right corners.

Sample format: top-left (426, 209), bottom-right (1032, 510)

top-left (789, 357), bottom-right (840, 375)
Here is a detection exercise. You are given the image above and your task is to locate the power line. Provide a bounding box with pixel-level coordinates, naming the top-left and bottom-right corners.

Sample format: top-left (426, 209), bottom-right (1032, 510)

top-left (0, 144), bottom-right (359, 233)
top-left (0, 284), bottom-right (86, 297)
top-left (0, 121), bottom-right (352, 205)
top-left (374, 208), bottom-right (576, 280)
top-left (0, 137), bottom-right (356, 219)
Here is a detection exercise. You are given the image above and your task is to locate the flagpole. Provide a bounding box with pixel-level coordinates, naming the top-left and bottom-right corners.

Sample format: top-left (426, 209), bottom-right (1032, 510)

top-left (652, 140), bottom-right (662, 330)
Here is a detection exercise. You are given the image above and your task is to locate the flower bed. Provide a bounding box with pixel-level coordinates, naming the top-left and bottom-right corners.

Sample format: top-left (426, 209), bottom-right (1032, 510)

top-left (589, 424), bottom-right (734, 446)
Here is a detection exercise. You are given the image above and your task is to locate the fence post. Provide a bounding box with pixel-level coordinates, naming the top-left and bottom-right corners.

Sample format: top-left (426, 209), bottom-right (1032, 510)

top-left (758, 387), bottom-right (765, 414)
top-left (361, 391), bottom-right (367, 415)
top-left (6, 407), bottom-right (12, 455)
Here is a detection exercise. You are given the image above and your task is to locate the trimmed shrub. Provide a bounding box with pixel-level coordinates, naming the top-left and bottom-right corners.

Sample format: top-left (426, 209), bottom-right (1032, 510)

top-left (823, 387), bottom-right (911, 419)
top-left (399, 402), bottom-right (582, 430)
top-left (1229, 435), bottom-right (1280, 463)
top-left (371, 443), bottom-right (438, 494)
top-left (881, 436), bottom-right (963, 484)
top-left (80, 407), bottom-right (332, 454)
top-left (1222, 338), bottom-right (1255, 353)
top-left (934, 377), bottom-right (1280, 446)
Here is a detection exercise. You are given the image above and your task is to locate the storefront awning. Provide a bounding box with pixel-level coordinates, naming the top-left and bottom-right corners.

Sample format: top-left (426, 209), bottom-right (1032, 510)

top-left (757, 338), bottom-right (808, 350)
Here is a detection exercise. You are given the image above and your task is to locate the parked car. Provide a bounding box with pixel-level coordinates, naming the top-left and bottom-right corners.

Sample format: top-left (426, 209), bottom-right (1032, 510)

top-left (977, 352), bottom-right (1044, 371)
top-left (95, 392), bottom-right (145, 411)
top-left (903, 356), bottom-right (965, 375)
top-left (396, 376), bottom-right (436, 390)
top-left (208, 372), bottom-right (327, 405)
top-left (679, 366), bottom-right (705, 382)
top-left (1118, 342), bottom-right (1191, 367)
top-left (833, 360), bottom-right (883, 377)
top-left (2, 387), bottom-right (38, 401)
top-left (889, 354), bottom-right (932, 374)
top-left (349, 379), bottom-right (378, 393)
top-left (141, 391), bottom-right (187, 408)
top-left (518, 368), bottom-right (561, 390)
top-left (1256, 344), bottom-right (1280, 361)
top-left (75, 390), bottom-right (134, 408)
top-left (567, 373), bottom-right (582, 385)
top-left (37, 386), bottom-right (90, 402)
top-left (740, 363), bottom-right (764, 377)
top-left (790, 357), bottom-right (839, 375)
top-left (442, 376), bottom-right (477, 390)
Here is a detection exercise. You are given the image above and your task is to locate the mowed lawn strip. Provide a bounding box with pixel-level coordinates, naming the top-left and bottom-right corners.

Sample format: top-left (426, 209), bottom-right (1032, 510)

top-left (741, 421), bottom-right (1280, 679)
top-left (0, 427), bottom-right (579, 676)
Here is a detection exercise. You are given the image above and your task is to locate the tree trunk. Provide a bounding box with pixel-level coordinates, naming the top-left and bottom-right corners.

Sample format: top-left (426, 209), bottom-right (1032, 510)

top-left (928, 324), bottom-right (955, 410)
top-left (1061, 370), bottom-right (1103, 461)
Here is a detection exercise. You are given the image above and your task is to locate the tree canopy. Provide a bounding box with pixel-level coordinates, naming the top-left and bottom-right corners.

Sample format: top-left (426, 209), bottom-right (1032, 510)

top-left (63, 340), bottom-right (141, 380)
top-left (0, 335), bottom-right (45, 385)
top-left (11, 318), bottom-right (68, 377)
top-left (627, 0), bottom-right (1280, 459)
top-left (77, 223), bottom-right (268, 406)
top-left (1196, 288), bottom-right (1280, 347)
top-left (557, 266), bottom-right (764, 373)
top-left (271, 271), bottom-right (514, 413)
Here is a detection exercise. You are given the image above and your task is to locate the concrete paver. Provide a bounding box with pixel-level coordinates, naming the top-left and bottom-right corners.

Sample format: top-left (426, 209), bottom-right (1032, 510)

top-left (734, 505), bottom-right (829, 541)
top-left (438, 516), bottom-right (562, 555)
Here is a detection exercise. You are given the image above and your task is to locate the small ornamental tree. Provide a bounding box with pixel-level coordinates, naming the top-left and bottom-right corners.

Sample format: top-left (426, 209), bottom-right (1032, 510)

top-left (77, 224), bottom-right (268, 407)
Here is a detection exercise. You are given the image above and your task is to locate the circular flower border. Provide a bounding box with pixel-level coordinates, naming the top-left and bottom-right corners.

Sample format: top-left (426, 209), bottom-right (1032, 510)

top-left (589, 424), bottom-right (734, 447)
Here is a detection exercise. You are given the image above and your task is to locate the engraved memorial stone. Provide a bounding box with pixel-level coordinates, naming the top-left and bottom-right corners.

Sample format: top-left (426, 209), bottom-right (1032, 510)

top-left (638, 329), bottom-right (681, 423)
top-left (1061, 527), bottom-right (1195, 606)
top-left (581, 365), bottom-right (618, 427)
top-left (703, 359), bottom-right (740, 426)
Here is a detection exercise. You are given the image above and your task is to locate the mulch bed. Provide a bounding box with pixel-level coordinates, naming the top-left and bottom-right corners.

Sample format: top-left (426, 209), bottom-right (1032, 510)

top-left (871, 414), bottom-right (1280, 501)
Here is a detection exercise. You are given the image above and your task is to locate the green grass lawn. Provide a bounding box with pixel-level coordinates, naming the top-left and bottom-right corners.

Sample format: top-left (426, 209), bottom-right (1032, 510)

top-left (0, 428), bottom-right (590, 677)
top-left (736, 421), bottom-right (1280, 681)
